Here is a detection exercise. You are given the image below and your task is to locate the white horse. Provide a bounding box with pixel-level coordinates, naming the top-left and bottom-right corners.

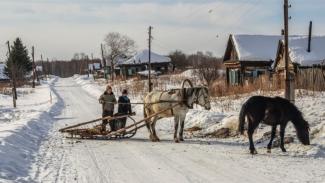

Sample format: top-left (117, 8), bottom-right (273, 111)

top-left (144, 86), bottom-right (211, 142)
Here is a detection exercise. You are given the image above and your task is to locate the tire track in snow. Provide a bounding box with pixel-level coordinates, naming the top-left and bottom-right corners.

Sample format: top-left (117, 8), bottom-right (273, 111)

top-left (84, 140), bottom-right (110, 183)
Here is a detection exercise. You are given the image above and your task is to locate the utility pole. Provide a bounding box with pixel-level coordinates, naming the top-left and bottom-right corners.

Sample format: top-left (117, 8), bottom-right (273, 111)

top-left (284, 0), bottom-right (293, 102)
top-left (47, 58), bottom-right (50, 78)
top-left (101, 44), bottom-right (107, 81)
top-left (148, 26), bottom-right (153, 92)
top-left (32, 46), bottom-right (36, 88)
top-left (7, 41), bottom-right (16, 107)
top-left (41, 54), bottom-right (45, 79)
top-left (86, 55), bottom-right (90, 78)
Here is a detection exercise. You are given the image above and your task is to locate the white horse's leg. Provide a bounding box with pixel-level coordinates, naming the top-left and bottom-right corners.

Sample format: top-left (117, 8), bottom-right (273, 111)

top-left (146, 119), bottom-right (154, 141)
top-left (179, 115), bottom-right (186, 141)
top-left (151, 116), bottom-right (160, 142)
top-left (144, 108), bottom-right (154, 141)
top-left (174, 116), bottom-right (180, 143)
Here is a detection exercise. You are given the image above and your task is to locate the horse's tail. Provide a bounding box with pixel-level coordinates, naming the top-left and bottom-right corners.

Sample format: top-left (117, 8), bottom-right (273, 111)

top-left (238, 102), bottom-right (248, 135)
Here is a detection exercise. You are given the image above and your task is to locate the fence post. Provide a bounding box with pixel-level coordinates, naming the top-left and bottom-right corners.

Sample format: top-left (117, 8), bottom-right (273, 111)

top-left (50, 91), bottom-right (52, 104)
top-left (12, 87), bottom-right (16, 108)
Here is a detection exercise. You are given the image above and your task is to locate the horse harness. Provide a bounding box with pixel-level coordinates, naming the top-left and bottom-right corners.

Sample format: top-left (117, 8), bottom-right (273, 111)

top-left (145, 88), bottom-right (207, 115)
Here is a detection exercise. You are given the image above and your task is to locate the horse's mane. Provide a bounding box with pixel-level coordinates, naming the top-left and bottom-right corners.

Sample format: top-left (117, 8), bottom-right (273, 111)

top-left (274, 97), bottom-right (309, 129)
top-left (183, 87), bottom-right (206, 98)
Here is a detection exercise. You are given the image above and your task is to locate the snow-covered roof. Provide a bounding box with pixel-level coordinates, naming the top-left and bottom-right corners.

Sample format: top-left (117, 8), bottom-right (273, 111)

top-left (288, 36), bottom-right (325, 66)
top-left (118, 50), bottom-right (171, 65)
top-left (232, 34), bottom-right (282, 61)
top-left (0, 63), bottom-right (9, 80)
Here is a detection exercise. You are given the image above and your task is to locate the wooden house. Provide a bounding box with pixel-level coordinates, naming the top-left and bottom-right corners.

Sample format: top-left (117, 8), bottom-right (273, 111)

top-left (274, 35), bottom-right (325, 73)
top-left (273, 35), bottom-right (325, 91)
top-left (116, 50), bottom-right (171, 79)
top-left (223, 34), bottom-right (281, 85)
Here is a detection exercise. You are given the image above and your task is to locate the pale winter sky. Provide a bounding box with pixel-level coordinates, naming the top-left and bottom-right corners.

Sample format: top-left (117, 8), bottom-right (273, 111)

top-left (0, 0), bottom-right (324, 61)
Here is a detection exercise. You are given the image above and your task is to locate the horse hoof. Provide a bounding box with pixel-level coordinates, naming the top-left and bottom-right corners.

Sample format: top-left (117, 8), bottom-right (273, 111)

top-left (153, 137), bottom-right (160, 142)
top-left (281, 148), bottom-right (287, 152)
top-left (179, 138), bottom-right (184, 141)
top-left (250, 149), bottom-right (258, 155)
top-left (174, 139), bottom-right (179, 143)
top-left (267, 149), bottom-right (271, 153)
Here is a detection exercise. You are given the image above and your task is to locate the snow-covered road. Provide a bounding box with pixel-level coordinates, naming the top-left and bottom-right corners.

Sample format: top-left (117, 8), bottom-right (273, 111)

top-left (28, 78), bottom-right (325, 183)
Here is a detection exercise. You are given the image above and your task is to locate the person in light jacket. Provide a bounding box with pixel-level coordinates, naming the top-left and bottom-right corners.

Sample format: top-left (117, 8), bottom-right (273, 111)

top-left (99, 85), bottom-right (117, 132)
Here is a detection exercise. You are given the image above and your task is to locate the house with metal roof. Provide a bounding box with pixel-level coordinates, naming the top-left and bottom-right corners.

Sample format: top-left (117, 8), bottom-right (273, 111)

top-left (223, 34), bottom-right (281, 85)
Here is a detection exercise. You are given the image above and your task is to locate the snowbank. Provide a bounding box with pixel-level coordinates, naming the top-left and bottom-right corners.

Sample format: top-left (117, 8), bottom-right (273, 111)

top-left (0, 77), bottom-right (59, 182)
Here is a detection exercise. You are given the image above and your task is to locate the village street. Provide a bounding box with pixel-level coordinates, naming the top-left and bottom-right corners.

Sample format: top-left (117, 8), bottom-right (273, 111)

top-left (25, 77), bottom-right (325, 183)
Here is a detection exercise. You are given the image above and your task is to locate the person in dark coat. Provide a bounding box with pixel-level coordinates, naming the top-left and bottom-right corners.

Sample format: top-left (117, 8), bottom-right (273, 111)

top-left (118, 89), bottom-right (132, 114)
top-left (99, 85), bottom-right (117, 132)
top-left (117, 89), bottom-right (132, 128)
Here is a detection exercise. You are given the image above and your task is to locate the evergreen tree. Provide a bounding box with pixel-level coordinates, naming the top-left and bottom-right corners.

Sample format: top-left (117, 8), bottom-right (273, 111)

top-left (5, 38), bottom-right (32, 81)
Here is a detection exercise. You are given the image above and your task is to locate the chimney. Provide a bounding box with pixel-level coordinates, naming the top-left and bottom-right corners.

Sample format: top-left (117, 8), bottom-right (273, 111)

top-left (307, 21), bottom-right (312, 52)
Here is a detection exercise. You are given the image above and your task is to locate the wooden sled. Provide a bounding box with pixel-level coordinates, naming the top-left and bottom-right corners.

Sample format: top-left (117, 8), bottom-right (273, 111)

top-left (59, 104), bottom-right (179, 140)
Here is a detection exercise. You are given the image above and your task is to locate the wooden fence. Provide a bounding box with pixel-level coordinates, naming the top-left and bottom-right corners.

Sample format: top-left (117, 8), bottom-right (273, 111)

top-left (296, 67), bottom-right (325, 91)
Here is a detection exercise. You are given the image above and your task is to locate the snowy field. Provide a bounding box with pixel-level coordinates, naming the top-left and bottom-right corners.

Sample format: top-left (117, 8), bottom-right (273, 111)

top-left (0, 74), bottom-right (324, 183)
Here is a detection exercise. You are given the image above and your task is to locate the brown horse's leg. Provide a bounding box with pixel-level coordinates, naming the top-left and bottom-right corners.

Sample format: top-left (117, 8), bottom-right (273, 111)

top-left (280, 124), bottom-right (287, 152)
top-left (248, 118), bottom-right (258, 154)
top-left (174, 116), bottom-right (179, 143)
top-left (267, 125), bottom-right (277, 153)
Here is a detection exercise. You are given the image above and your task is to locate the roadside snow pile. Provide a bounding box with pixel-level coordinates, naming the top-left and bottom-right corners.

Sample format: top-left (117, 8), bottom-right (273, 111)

top-left (294, 93), bottom-right (325, 158)
top-left (0, 77), bottom-right (58, 182)
top-left (185, 109), bottom-right (226, 130)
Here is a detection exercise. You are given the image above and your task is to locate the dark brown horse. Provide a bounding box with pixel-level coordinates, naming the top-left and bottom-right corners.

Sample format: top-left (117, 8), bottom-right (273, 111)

top-left (238, 96), bottom-right (310, 154)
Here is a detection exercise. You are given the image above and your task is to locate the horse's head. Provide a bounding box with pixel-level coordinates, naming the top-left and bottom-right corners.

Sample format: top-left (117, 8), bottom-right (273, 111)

top-left (195, 87), bottom-right (211, 110)
top-left (296, 119), bottom-right (310, 145)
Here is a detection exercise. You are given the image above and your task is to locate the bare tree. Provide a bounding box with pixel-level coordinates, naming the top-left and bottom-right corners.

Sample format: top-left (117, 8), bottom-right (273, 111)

top-left (168, 50), bottom-right (188, 70)
top-left (193, 52), bottom-right (223, 87)
top-left (103, 32), bottom-right (136, 81)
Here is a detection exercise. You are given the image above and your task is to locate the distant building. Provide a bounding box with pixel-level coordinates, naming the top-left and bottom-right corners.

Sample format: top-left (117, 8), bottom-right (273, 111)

top-left (0, 62), bottom-right (10, 83)
top-left (88, 63), bottom-right (101, 72)
top-left (223, 34), bottom-right (281, 85)
top-left (116, 49), bottom-right (171, 78)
